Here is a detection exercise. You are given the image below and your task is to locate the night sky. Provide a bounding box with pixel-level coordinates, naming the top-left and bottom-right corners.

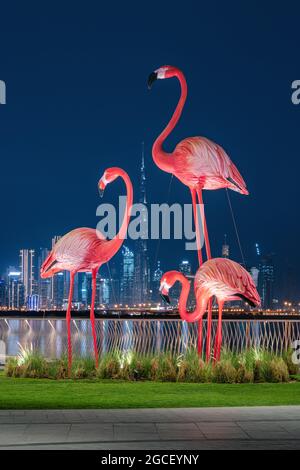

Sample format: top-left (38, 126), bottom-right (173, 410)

top-left (0, 2), bottom-right (299, 300)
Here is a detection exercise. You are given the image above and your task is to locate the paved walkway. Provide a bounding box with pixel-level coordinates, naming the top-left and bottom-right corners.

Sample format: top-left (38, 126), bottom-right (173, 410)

top-left (0, 407), bottom-right (300, 450)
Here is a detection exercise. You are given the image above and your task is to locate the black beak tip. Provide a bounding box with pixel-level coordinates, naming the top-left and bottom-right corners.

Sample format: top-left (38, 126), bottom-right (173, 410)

top-left (160, 293), bottom-right (171, 305)
top-left (147, 72), bottom-right (157, 90)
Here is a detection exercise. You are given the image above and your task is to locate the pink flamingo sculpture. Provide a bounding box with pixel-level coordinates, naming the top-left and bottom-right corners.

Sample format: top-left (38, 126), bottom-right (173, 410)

top-left (41, 167), bottom-right (133, 373)
top-left (159, 258), bottom-right (260, 361)
top-left (148, 65), bottom-right (249, 356)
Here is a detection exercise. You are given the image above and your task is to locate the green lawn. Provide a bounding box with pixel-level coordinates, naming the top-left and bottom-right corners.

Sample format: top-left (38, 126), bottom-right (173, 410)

top-left (1, 374), bottom-right (300, 409)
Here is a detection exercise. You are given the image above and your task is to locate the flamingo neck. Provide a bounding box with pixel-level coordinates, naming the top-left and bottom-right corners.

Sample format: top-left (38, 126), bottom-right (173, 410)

top-left (176, 272), bottom-right (208, 323)
top-left (107, 169), bottom-right (133, 255)
top-left (152, 70), bottom-right (187, 174)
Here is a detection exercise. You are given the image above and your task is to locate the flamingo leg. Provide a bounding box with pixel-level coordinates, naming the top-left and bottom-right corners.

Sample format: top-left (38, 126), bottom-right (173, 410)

top-left (214, 300), bottom-right (224, 362)
top-left (190, 189), bottom-right (203, 266)
top-left (197, 317), bottom-right (203, 356)
top-left (90, 269), bottom-right (99, 369)
top-left (196, 188), bottom-right (211, 260)
top-left (66, 272), bottom-right (75, 377)
top-left (191, 189), bottom-right (203, 357)
top-left (196, 188), bottom-right (213, 361)
top-left (205, 299), bottom-right (213, 362)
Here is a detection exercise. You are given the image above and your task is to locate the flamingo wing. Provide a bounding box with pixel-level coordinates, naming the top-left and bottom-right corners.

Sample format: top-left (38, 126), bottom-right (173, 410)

top-left (196, 258), bottom-right (260, 306)
top-left (41, 228), bottom-right (107, 275)
top-left (174, 137), bottom-right (248, 194)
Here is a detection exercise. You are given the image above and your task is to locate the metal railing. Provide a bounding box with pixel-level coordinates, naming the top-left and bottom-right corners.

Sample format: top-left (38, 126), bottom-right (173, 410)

top-left (1, 317), bottom-right (299, 359)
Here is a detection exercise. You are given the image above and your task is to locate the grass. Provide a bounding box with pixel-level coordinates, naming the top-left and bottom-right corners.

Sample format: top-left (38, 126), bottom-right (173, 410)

top-left (0, 371), bottom-right (300, 409)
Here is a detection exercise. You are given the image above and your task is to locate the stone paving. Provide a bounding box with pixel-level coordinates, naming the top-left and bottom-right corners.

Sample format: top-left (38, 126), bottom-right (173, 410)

top-left (0, 406), bottom-right (300, 450)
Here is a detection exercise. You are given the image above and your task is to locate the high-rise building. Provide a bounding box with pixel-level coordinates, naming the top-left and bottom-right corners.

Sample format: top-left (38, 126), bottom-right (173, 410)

top-left (133, 143), bottom-right (151, 304)
top-left (179, 259), bottom-right (192, 276)
top-left (120, 245), bottom-right (135, 305)
top-left (172, 259), bottom-right (193, 306)
top-left (51, 272), bottom-right (64, 309)
top-left (37, 247), bottom-right (51, 309)
top-left (50, 236), bottom-right (63, 308)
top-left (7, 269), bottom-right (24, 309)
top-left (0, 279), bottom-right (6, 307)
top-left (222, 234), bottom-right (229, 258)
top-left (258, 254), bottom-right (275, 309)
top-left (19, 249), bottom-right (36, 304)
top-left (152, 260), bottom-right (163, 304)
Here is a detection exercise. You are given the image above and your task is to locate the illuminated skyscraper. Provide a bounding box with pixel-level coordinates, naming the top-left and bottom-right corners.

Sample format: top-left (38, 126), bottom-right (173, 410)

top-left (179, 259), bottom-right (192, 276)
top-left (172, 259), bottom-right (193, 306)
top-left (7, 269), bottom-right (24, 309)
top-left (222, 234), bottom-right (229, 258)
top-left (37, 247), bottom-right (51, 309)
top-left (134, 143), bottom-right (150, 303)
top-left (120, 245), bottom-right (134, 305)
top-left (152, 260), bottom-right (163, 303)
top-left (19, 249), bottom-right (36, 304)
top-left (0, 279), bottom-right (6, 307)
top-left (258, 254), bottom-right (275, 309)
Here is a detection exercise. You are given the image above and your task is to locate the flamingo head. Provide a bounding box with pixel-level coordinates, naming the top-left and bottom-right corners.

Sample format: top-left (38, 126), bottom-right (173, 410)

top-left (98, 167), bottom-right (120, 197)
top-left (40, 253), bottom-right (61, 279)
top-left (159, 270), bottom-right (182, 304)
top-left (147, 65), bottom-right (179, 89)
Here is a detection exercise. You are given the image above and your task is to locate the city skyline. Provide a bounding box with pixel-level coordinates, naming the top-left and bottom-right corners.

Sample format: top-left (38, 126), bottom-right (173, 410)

top-left (0, 3), bottom-right (299, 304)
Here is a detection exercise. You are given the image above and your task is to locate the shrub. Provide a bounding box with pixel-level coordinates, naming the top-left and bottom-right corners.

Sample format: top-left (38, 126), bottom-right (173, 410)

top-left (177, 350), bottom-right (212, 383)
top-left (4, 358), bottom-right (22, 378)
top-left (235, 364), bottom-right (254, 383)
top-left (212, 360), bottom-right (237, 384)
top-left (255, 357), bottom-right (289, 383)
top-left (3, 347), bottom-right (295, 383)
top-left (151, 353), bottom-right (177, 382)
top-left (282, 349), bottom-right (300, 375)
top-left (97, 353), bottom-right (121, 379)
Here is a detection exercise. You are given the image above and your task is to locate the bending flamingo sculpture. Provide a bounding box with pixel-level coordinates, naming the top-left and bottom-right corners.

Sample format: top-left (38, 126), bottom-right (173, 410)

top-left (40, 167), bottom-right (133, 373)
top-left (159, 258), bottom-right (260, 361)
top-left (148, 65), bottom-right (249, 356)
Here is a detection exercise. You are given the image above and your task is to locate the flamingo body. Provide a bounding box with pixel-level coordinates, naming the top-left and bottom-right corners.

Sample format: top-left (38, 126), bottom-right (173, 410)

top-left (41, 228), bottom-right (109, 277)
top-left (173, 137), bottom-right (248, 194)
top-left (194, 258), bottom-right (260, 306)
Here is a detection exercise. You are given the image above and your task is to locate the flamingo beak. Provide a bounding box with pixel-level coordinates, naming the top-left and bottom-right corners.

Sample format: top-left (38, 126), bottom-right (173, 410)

top-left (147, 72), bottom-right (157, 89)
top-left (159, 281), bottom-right (171, 304)
top-left (160, 293), bottom-right (171, 305)
top-left (98, 179), bottom-right (106, 198)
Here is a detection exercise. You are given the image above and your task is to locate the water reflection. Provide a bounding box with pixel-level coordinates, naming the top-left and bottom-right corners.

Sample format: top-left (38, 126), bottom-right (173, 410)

top-left (0, 318), bottom-right (298, 358)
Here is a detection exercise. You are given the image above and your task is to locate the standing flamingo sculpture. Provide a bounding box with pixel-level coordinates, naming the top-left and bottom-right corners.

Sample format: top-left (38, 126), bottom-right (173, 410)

top-left (159, 258), bottom-right (260, 361)
top-left (40, 167), bottom-right (133, 374)
top-left (148, 65), bottom-right (249, 356)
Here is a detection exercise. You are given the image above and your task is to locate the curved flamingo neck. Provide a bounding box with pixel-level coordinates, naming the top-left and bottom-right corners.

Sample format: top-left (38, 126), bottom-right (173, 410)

top-left (107, 169), bottom-right (133, 255)
top-left (152, 69), bottom-right (187, 174)
top-left (175, 272), bottom-right (207, 323)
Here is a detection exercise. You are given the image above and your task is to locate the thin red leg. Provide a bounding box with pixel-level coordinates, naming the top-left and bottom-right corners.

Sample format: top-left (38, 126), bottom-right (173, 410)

top-left (196, 189), bottom-right (211, 260)
top-left (66, 272), bottom-right (75, 377)
top-left (90, 269), bottom-right (99, 368)
top-left (197, 317), bottom-right (203, 356)
top-left (196, 189), bottom-right (213, 361)
top-left (191, 189), bottom-right (203, 357)
top-left (214, 300), bottom-right (224, 362)
top-left (191, 189), bottom-right (203, 266)
top-left (206, 299), bottom-right (213, 362)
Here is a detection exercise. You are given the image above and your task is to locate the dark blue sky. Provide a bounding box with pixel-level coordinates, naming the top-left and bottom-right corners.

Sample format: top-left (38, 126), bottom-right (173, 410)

top-left (0, 1), bottom-right (299, 299)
